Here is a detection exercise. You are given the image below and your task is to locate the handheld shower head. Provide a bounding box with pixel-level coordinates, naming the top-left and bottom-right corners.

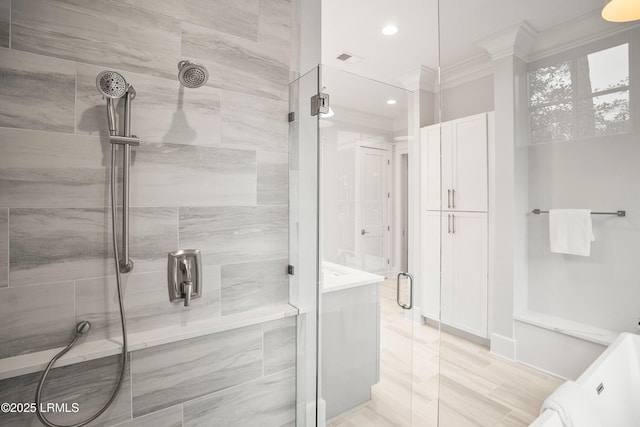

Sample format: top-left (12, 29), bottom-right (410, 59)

top-left (178, 60), bottom-right (209, 88)
top-left (96, 71), bottom-right (129, 136)
top-left (96, 71), bottom-right (128, 99)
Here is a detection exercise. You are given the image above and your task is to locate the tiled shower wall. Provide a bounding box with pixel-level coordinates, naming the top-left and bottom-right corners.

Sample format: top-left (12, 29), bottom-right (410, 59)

top-left (0, 0), bottom-right (297, 425)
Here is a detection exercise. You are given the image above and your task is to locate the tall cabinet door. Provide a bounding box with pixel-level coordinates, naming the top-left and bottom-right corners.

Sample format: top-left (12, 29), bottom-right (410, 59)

top-left (421, 124), bottom-right (452, 211)
top-left (450, 212), bottom-right (488, 337)
top-left (451, 114), bottom-right (488, 212)
top-left (422, 211), bottom-right (443, 320)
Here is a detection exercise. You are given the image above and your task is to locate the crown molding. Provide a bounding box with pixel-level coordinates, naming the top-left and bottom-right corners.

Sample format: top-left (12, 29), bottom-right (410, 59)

top-left (529, 9), bottom-right (640, 62)
top-left (392, 65), bottom-right (437, 92)
top-left (477, 21), bottom-right (538, 61)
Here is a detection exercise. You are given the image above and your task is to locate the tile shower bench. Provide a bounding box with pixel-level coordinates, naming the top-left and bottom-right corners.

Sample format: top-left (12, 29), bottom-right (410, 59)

top-left (0, 304), bottom-right (298, 381)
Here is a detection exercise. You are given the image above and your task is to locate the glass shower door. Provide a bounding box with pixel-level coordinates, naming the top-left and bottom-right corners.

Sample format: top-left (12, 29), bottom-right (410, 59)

top-left (319, 65), bottom-right (417, 426)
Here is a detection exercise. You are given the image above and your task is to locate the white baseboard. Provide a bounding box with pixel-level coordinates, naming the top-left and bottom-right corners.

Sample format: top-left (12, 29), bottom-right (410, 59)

top-left (490, 333), bottom-right (516, 360)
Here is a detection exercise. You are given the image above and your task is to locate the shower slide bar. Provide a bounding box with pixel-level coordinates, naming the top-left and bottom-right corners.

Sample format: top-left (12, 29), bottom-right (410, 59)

top-left (115, 88), bottom-right (139, 273)
top-left (532, 209), bottom-right (626, 217)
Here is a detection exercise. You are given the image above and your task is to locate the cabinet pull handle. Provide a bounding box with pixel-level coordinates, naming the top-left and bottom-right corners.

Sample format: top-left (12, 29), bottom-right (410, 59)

top-left (452, 214), bottom-right (456, 234)
top-left (447, 189), bottom-right (452, 209)
top-left (452, 189), bottom-right (456, 209)
top-left (447, 214), bottom-right (451, 234)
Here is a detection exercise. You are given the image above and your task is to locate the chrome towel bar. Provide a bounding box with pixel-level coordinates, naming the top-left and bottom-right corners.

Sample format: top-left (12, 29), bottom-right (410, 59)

top-left (532, 209), bottom-right (626, 217)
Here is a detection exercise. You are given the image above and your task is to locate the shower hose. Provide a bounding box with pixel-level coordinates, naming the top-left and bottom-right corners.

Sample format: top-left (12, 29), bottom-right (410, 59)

top-left (35, 144), bottom-right (128, 427)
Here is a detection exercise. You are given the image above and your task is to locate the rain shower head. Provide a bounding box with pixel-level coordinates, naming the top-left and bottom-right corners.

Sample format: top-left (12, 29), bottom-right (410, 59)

top-left (96, 70), bottom-right (128, 99)
top-left (178, 60), bottom-right (209, 88)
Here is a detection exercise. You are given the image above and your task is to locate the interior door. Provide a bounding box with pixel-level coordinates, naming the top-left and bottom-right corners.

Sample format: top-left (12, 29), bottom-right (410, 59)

top-left (358, 146), bottom-right (389, 274)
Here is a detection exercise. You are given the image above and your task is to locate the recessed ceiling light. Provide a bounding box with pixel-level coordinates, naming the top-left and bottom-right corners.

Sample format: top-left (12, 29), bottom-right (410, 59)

top-left (382, 25), bottom-right (398, 36)
top-left (386, 99), bottom-right (397, 105)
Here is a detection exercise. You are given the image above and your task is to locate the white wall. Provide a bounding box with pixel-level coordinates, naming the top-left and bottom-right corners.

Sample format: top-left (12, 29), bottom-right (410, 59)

top-left (526, 134), bottom-right (640, 332)
top-left (439, 74), bottom-right (495, 122)
top-left (519, 28), bottom-right (640, 336)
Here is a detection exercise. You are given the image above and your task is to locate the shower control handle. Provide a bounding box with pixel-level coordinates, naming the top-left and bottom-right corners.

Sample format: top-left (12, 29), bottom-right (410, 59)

top-left (182, 281), bottom-right (193, 307)
top-left (168, 249), bottom-right (202, 307)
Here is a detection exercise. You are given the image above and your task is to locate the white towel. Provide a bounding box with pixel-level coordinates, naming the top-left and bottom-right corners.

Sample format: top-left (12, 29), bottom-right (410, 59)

top-left (541, 380), bottom-right (602, 427)
top-left (549, 209), bottom-right (595, 256)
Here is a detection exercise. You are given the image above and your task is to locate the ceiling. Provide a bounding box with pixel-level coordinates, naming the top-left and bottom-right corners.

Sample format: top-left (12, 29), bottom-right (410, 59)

top-left (321, 0), bottom-right (606, 87)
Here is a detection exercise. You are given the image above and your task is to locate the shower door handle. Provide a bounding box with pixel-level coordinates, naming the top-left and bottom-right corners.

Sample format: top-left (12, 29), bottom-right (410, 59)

top-left (396, 272), bottom-right (413, 310)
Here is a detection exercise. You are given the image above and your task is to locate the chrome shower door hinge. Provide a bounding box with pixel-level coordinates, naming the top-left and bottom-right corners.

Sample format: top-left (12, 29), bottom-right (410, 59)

top-left (311, 92), bottom-right (329, 116)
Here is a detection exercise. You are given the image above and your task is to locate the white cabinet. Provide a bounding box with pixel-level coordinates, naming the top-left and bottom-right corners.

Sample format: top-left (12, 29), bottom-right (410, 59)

top-left (422, 211), bottom-right (488, 338)
top-left (421, 112), bottom-right (491, 339)
top-left (421, 113), bottom-right (488, 212)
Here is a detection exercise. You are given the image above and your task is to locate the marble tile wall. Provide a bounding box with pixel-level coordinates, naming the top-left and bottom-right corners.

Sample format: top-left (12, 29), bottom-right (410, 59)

top-left (182, 23), bottom-right (290, 101)
top-left (0, 281), bottom-right (75, 358)
top-left (221, 258), bottom-right (289, 315)
top-left (179, 206), bottom-right (288, 266)
top-left (76, 266), bottom-right (221, 342)
top-left (0, 316), bottom-right (296, 426)
top-left (131, 325), bottom-right (263, 416)
top-left (264, 317), bottom-right (297, 375)
top-left (0, 49), bottom-right (76, 133)
top-left (12, 0), bottom-right (181, 78)
top-left (0, 209), bottom-right (7, 287)
top-left (0, 354), bottom-right (132, 427)
top-left (113, 406), bottom-right (182, 427)
top-left (0, 0), bottom-right (9, 48)
top-left (183, 368), bottom-right (296, 426)
top-left (0, 0), bottom-right (296, 424)
top-left (9, 207), bottom-right (178, 286)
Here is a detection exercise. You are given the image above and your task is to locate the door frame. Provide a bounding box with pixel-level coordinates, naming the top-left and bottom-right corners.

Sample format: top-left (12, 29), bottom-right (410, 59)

top-left (355, 140), bottom-right (392, 276)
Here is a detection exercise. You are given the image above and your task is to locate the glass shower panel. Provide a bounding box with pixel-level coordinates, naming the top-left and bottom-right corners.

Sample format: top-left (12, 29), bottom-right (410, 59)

top-left (318, 65), bottom-right (415, 426)
top-left (289, 66), bottom-right (320, 427)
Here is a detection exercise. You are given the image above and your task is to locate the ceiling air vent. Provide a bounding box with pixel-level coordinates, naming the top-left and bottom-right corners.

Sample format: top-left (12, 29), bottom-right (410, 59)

top-left (336, 52), bottom-right (363, 64)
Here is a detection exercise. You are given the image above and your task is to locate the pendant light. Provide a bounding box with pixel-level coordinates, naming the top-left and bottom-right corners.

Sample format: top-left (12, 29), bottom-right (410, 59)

top-left (602, 0), bottom-right (640, 22)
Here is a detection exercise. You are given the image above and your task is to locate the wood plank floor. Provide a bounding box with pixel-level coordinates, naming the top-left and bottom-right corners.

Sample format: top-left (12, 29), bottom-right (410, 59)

top-left (327, 279), bottom-right (563, 427)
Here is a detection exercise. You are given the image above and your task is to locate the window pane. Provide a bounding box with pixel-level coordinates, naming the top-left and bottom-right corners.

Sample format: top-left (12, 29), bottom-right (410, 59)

top-left (529, 62), bottom-right (572, 106)
top-left (585, 43), bottom-right (629, 94)
top-left (531, 103), bottom-right (574, 143)
top-left (578, 90), bottom-right (630, 137)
